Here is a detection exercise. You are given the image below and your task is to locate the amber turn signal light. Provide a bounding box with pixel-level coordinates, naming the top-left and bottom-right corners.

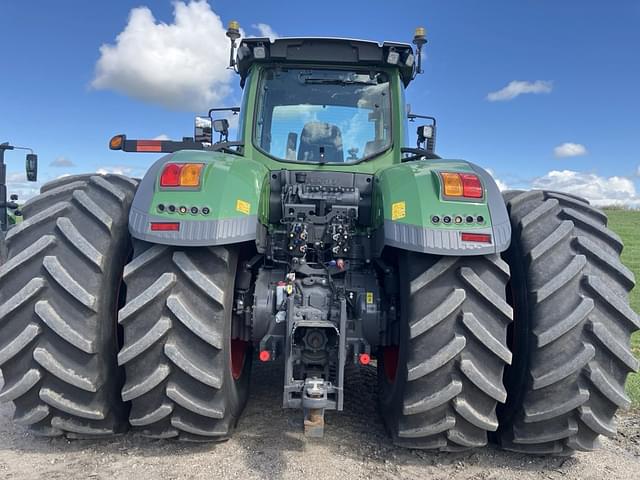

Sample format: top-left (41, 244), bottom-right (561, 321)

top-left (109, 134), bottom-right (125, 150)
top-left (179, 163), bottom-right (204, 187)
top-left (440, 172), bottom-right (463, 197)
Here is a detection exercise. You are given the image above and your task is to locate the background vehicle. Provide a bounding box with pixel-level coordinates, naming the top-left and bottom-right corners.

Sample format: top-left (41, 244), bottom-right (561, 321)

top-left (0, 25), bottom-right (636, 454)
top-left (0, 142), bottom-right (37, 261)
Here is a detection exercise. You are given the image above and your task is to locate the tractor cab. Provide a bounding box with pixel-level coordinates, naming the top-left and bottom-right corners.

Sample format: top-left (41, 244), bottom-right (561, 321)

top-left (235, 37), bottom-right (415, 165)
top-left (110, 28), bottom-right (437, 164)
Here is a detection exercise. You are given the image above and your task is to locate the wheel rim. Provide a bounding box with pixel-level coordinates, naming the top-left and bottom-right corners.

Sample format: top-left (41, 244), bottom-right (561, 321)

top-left (382, 345), bottom-right (399, 383)
top-left (231, 339), bottom-right (249, 380)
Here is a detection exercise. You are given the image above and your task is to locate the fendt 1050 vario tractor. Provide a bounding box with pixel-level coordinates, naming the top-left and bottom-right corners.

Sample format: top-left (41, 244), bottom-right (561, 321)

top-left (0, 25), bottom-right (637, 455)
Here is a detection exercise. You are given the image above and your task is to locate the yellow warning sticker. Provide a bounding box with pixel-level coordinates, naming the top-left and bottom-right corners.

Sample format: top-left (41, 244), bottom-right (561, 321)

top-left (236, 199), bottom-right (251, 215)
top-left (366, 292), bottom-right (374, 304)
top-left (391, 201), bottom-right (406, 220)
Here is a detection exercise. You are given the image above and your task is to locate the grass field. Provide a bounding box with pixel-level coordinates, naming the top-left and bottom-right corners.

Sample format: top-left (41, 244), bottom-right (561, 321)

top-left (605, 209), bottom-right (640, 407)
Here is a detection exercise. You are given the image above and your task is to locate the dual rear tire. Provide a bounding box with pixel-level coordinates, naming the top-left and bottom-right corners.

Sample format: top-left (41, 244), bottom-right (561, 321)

top-left (1, 176), bottom-right (636, 452)
top-left (0, 174), bottom-right (136, 437)
top-left (498, 190), bottom-right (638, 454)
top-left (379, 191), bottom-right (638, 453)
top-left (0, 175), bottom-right (250, 440)
top-left (118, 242), bottom-right (251, 441)
top-left (379, 253), bottom-right (513, 451)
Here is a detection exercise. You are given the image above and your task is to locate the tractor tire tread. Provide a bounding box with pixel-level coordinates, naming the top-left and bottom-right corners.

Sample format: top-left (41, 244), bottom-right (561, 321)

top-left (382, 253), bottom-right (513, 451)
top-left (119, 243), bottom-right (247, 442)
top-left (0, 174), bottom-right (137, 437)
top-left (498, 190), bottom-right (638, 454)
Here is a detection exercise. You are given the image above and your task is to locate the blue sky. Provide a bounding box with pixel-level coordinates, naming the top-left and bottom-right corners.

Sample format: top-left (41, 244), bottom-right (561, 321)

top-left (1, 0), bottom-right (639, 205)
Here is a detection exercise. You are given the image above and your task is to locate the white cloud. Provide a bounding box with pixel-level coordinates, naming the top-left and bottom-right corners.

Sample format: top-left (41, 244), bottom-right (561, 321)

top-left (532, 170), bottom-right (640, 207)
top-left (97, 166), bottom-right (134, 176)
top-left (486, 169), bottom-right (509, 191)
top-left (7, 172), bottom-right (27, 183)
top-left (252, 23), bottom-right (278, 40)
top-left (554, 142), bottom-right (588, 158)
top-left (153, 134), bottom-right (170, 141)
top-left (91, 1), bottom-right (236, 112)
top-left (5, 171), bottom-right (40, 200)
top-left (49, 156), bottom-right (76, 168)
top-left (487, 80), bottom-right (553, 102)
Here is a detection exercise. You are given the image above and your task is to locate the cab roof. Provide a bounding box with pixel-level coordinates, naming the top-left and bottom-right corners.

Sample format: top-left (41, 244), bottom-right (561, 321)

top-left (236, 37), bottom-right (416, 87)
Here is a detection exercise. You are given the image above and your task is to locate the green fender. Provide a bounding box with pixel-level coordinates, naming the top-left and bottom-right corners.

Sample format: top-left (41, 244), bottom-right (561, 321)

top-left (129, 150), bottom-right (269, 246)
top-left (373, 159), bottom-right (511, 256)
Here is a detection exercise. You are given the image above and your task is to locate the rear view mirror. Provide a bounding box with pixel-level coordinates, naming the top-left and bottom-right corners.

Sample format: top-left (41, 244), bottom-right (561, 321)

top-left (194, 116), bottom-right (213, 144)
top-left (213, 119), bottom-right (229, 135)
top-left (211, 118), bottom-right (230, 143)
top-left (25, 153), bottom-right (38, 182)
top-left (417, 125), bottom-right (433, 140)
top-left (417, 124), bottom-right (436, 154)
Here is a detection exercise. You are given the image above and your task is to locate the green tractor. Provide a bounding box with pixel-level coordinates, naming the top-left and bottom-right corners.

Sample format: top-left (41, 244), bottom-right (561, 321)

top-left (2, 194), bottom-right (23, 229)
top-left (0, 25), bottom-right (637, 455)
top-left (0, 142), bottom-right (38, 261)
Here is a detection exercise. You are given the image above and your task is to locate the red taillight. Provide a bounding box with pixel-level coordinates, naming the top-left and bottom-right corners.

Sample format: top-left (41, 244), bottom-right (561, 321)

top-left (160, 163), bottom-right (182, 187)
top-left (461, 232), bottom-right (492, 243)
top-left (460, 174), bottom-right (483, 198)
top-left (259, 350), bottom-right (271, 362)
top-left (150, 222), bottom-right (180, 231)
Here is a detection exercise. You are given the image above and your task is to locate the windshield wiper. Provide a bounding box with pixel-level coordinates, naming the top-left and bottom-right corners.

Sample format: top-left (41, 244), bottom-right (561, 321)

top-left (303, 78), bottom-right (375, 86)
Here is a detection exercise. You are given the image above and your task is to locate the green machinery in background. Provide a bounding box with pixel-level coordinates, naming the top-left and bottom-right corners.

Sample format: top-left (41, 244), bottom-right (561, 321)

top-left (0, 142), bottom-right (38, 260)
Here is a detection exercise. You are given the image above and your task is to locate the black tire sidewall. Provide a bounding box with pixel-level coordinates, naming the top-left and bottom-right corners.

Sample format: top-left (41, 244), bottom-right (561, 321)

top-left (496, 231), bottom-right (531, 429)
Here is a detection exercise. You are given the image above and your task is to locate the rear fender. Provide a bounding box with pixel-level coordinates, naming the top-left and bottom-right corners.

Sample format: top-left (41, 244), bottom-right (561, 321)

top-left (129, 150), bottom-right (269, 246)
top-left (374, 159), bottom-right (511, 255)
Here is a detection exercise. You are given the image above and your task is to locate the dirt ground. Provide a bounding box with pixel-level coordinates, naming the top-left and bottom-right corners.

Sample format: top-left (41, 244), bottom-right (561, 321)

top-left (1, 363), bottom-right (639, 480)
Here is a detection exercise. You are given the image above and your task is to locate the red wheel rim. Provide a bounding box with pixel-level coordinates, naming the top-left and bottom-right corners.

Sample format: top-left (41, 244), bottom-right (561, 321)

top-left (383, 346), bottom-right (399, 383)
top-left (231, 339), bottom-right (249, 380)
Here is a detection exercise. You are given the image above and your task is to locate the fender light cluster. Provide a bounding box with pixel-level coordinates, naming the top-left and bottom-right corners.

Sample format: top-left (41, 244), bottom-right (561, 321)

top-left (160, 163), bottom-right (204, 188)
top-left (440, 172), bottom-right (483, 199)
